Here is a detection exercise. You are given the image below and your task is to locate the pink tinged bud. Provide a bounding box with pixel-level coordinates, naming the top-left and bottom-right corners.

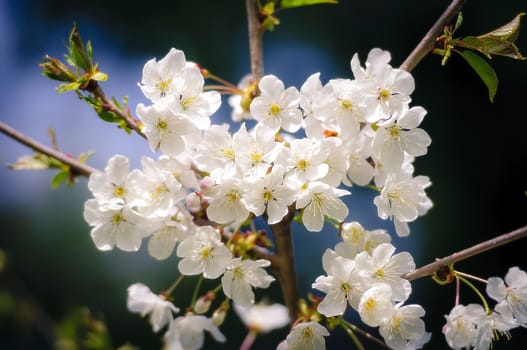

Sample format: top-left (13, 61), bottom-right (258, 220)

top-left (199, 176), bottom-right (215, 193)
top-left (185, 192), bottom-right (202, 212)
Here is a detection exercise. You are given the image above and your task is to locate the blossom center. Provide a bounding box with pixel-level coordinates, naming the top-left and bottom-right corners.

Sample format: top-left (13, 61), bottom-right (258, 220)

top-left (378, 88), bottom-right (391, 101)
top-left (341, 98), bottom-right (353, 111)
top-left (113, 186), bottom-right (125, 197)
top-left (156, 79), bottom-right (172, 97)
top-left (270, 104), bottom-right (281, 116)
top-left (156, 119), bottom-right (169, 131)
top-left (263, 190), bottom-right (273, 203)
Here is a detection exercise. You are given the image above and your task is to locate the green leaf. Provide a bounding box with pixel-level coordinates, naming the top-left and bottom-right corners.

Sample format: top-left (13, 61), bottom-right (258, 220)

top-left (52, 170), bottom-right (69, 189)
top-left (458, 13), bottom-right (526, 60)
top-left (69, 23), bottom-right (93, 72)
top-left (281, 0), bottom-right (338, 9)
top-left (478, 12), bottom-right (525, 42)
top-left (459, 50), bottom-right (498, 102)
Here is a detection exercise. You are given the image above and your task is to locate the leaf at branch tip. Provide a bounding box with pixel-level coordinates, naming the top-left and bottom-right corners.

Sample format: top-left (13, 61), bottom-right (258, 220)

top-left (478, 12), bottom-right (525, 43)
top-left (280, 0), bottom-right (338, 9)
top-left (459, 50), bottom-right (498, 102)
top-left (459, 13), bottom-right (526, 60)
top-left (69, 23), bottom-right (93, 72)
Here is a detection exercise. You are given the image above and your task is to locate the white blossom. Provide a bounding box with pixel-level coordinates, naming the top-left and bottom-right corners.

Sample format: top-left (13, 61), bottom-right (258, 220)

top-left (176, 226), bottom-right (232, 279)
top-left (250, 75), bottom-right (302, 133)
top-left (241, 165), bottom-right (296, 224)
top-left (83, 199), bottom-right (145, 252)
top-left (296, 181), bottom-right (349, 232)
top-left (139, 48), bottom-right (187, 102)
top-left (87, 154), bottom-right (133, 210)
top-left (358, 283), bottom-right (395, 327)
top-left (165, 313), bottom-right (226, 350)
top-left (379, 303), bottom-right (431, 350)
top-left (354, 243), bottom-right (415, 302)
top-left (487, 266), bottom-right (527, 325)
top-left (136, 102), bottom-right (195, 156)
top-left (334, 221), bottom-right (391, 259)
top-left (234, 303), bottom-right (290, 334)
top-left (278, 322), bottom-right (330, 350)
top-left (312, 249), bottom-right (364, 316)
top-left (127, 283), bottom-right (179, 332)
top-left (221, 257), bottom-right (275, 307)
top-left (442, 304), bottom-right (486, 350)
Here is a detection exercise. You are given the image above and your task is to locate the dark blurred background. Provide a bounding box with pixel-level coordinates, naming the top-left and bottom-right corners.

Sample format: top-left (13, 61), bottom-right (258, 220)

top-left (1, 0), bottom-right (526, 349)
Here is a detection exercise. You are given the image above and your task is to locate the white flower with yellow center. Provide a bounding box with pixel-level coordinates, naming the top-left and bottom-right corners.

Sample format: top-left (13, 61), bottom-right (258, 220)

top-left (296, 181), bottom-right (349, 232)
top-left (241, 165), bottom-right (296, 224)
top-left (372, 106), bottom-right (431, 172)
top-left (168, 65), bottom-right (221, 130)
top-left (205, 176), bottom-right (249, 226)
top-left (487, 266), bottom-right (527, 325)
top-left (278, 322), bottom-right (330, 350)
top-left (358, 283), bottom-right (395, 327)
top-left (83, 199), bottom-right (145, 252)
top-left (88, 154), bottom-right (134, 210)
top-left (379, 303), bottom-right (430, 350)
top-left (221, 257), bottom-right (275, 307)
top-left (139, 48), bottom-right (186, 102)
top-left (354, 243), bottom-right (415, 302)
top-left (250, 74), bottom-right (302, 133)
top-left (176, 226), bottom-right (232, 279)
top-left (374, 173), bottom-right (432, 236)
top-left (312, 249), bottom-right (364, 316)
top-left (443, 304), bottom-right (486, 350)
top-left (136, 102), bottom-right (195, 157)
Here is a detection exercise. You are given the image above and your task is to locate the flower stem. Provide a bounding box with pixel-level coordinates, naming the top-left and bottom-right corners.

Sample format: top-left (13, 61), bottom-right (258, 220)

top-left (455, 271), bottom-right (488, 284)
top-left (340, 319), bottom-right (389, 349)
top-left (457, 274), bottom-right (491, 314)
top-left (190, 275), bottom-right (204, 307)
top-left (240, 330), bottom-right (257, 350)
top-left (399, 0), bottom-right (466, 72)
top-left (165, 275), bottom-right (185, 296)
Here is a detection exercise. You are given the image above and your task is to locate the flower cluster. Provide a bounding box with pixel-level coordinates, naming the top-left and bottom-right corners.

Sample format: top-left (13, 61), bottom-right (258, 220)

top-left (443, 266), bottom-right (527, 349)
top-left (83, 46), bottom-right (435, 349)
top-left (308, 221), bottom-right (430, 350)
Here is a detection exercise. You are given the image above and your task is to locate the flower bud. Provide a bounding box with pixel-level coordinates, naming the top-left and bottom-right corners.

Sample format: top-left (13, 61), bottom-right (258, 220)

top-left (194, 292), bottom-right (215, 314)
top-left (199, 176), bottom-right (215, 194)
top-left (185, 192), bottom-right (202, 213)
top-left (39, 55), bottom-right (77, 82)
top-left (212, 301), bottom-right (230, 327)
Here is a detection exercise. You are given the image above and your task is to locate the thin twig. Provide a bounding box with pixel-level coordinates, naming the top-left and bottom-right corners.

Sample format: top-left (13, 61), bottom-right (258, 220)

top-left (245, 0), bottom-right (264, 81)
top-left (86, 81), bottom-right (146, 139)
top-left (0, 120), bottom-right (97, 177)
top-left (405, 225), bottom-right (527, 281)
top-left (399, 0), bottom-right (466, 72)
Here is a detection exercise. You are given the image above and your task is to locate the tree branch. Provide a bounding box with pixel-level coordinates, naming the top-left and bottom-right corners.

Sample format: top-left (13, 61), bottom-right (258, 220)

top-left (269, 206), bottom-right (300, 321)
top-left (246, 0), bottom-right (264, 81)
top-left (405, 225), bottom-right (527, 281)
top-left (0, 120), bottom-right (97, 177)
top-left (399, 0), bottom-right (466, 72)
top-left (85, 80), bottom-right (146, 139)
